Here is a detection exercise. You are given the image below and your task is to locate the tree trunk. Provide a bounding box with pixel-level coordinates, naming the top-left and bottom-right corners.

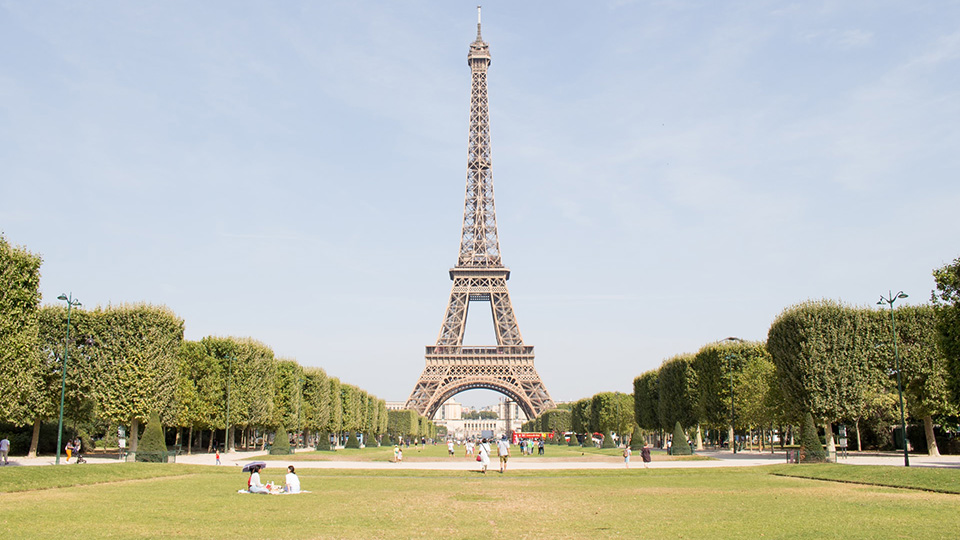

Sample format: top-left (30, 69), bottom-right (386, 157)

top-left (696, 424), bottom-right (704, 451)
top-left (823, 422), bottom-right (835, 456)
top-left (28, 417), bottom-right (42, 458)
top-left (728, 425), bottom-right (735, 452)
top-left (855, 419), bottom-right (862, 452)
top-left (187, 426), bottom-right (193, 455)
top-left (923, 415), bottom-right (940, 457)
top-left (130, 417), bottom-right (140, 453)
top-left (789, 426), bottom-right (795, 446)
top-left (175, 427), bottom-right (181, 448)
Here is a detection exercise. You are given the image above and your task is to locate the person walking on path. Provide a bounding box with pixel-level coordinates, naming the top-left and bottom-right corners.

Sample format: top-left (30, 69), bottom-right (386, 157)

top-left (215, 449), bottom-right (221, 465)
top-left (478, 439), bottom-right (491, 474)
top-left (0, 436), bottom-right (9, 465)
top-left (641, 444), bottom-right (652, 468)
top-left (623, 445), bottom-right (632, 468)
top-left (64, 440), bottom-right (73, 463)
top-left (497, 436), bottom-right (510, 473)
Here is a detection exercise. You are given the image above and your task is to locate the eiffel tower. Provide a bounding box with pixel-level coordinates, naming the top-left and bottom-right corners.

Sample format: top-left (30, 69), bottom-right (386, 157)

top-left (405, 8), bottom-right (554, 420)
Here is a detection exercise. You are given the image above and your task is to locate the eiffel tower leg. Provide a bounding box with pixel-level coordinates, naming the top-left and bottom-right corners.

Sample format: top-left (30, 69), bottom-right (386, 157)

top-left (436, 289), bottom-right (469, 347)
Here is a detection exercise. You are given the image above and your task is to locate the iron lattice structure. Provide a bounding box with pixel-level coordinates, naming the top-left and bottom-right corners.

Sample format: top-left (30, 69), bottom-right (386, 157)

top-left (406, 10), bottom-right (554, 420)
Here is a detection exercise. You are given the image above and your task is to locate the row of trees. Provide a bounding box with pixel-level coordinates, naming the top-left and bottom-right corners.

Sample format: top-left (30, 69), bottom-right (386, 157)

top-left (0, 234), bottom-right (409, 455)
top-left (529, 258), bottom-right (960, 456)
top-left (629, 297), bottom-right (956, 455)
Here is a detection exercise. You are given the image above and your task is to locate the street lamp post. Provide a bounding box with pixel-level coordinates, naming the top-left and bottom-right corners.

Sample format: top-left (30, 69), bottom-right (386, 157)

top-left (225, 355), bottom-right (234, 453)
top-left (55, 293), bottom-right (81, 465)
top-left (722, 337), bottom-right (743, 454)
top-left (878, 291), bottom-right (910, 467)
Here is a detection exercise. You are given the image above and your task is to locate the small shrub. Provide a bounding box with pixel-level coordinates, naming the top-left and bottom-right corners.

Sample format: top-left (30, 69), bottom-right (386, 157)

top-left (136, 412), bottom-right (169, 463)
top-left (601, 431), bottom-right (617, 448)
top-left (345, 431), bottom-right (360, 449)
top-left (567, 433), bottom-right (577, 446)
top-left (316, 432), bottom-right (332, 451)
top-left (629, 424), bottom-right (644, 451)
top-left (671, 422), bottom-right (692, 455)
top-left (269, 426), bottom-right (291, 455)
top-left (800, 412), bottom-right (827, 463)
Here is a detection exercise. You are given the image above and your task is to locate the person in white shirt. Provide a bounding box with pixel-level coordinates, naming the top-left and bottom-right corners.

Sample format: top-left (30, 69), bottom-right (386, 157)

top-left (496, 436), bottom-right (510, 473)
top-left (285, 465), bottom-right (301, 494)
top-left (478, 439), bottom-right (491, 474)
top-left (0, 436), bottom-right (10, 465)
top-left (248, 465), bottom-right (269, 494)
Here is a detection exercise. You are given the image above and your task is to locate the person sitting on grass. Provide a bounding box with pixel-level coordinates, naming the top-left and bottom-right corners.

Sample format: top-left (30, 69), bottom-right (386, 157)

top-left (285, 465), bottom-right (301, 494)
top-left (248, 465), bottom-right (269, 494)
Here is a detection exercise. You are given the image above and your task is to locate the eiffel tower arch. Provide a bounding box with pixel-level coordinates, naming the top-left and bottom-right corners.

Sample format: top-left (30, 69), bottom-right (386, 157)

top-left (406, 8), bottom-right (554, 420)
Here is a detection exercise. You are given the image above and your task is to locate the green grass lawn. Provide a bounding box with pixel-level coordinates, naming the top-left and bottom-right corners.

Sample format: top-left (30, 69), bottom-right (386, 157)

top-left (1, 464), bottom-right (958, 539)
top-left (259, 443), bottom-right (708, 462)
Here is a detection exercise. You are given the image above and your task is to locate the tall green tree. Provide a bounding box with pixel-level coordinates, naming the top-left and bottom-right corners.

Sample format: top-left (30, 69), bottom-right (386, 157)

top-left (633, 370), bottom-right (659, 431)
top-left (85, 304), bottom-right (184, 452)
top-left (571, 398), bottom-right (593, 436)
top-left (274, 359), bottom-right (304, 434)
top-left (0, 236), bottom-right (44, 427)
top-left (302, 367), bottom-right (330, 445)
top-left (876, 305), bottom-right (954, 456)
top-left (0, 236), bottom-right (47, 457)
top-left (327, 377), bottom-right (343, 439)
top-left (657, 355), bottom-right (696, 433)
top-left (932, 257), bottom-right (960, 404)
top-left (175, 340), bottom-right (222, 453)
top-left (767, 300), bottom-right (886, 453)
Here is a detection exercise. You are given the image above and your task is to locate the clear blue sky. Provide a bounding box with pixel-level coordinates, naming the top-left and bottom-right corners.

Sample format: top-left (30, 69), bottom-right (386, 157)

top-left (2, 1), bottom-right (959, 409)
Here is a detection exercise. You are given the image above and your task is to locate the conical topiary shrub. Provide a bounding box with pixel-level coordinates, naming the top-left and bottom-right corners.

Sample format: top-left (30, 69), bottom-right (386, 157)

top-left (630, 424), bottom-right (644, 451)
top-left (800, 412), bottom-right (827, 463)
top-left (670, 422), bottom-right (692, 455)
top-left (568, 433), bottom-right (577, 446)
top-left (345, 431), bottom-right (361, 449)
top-left (316, 432), bottom-right (332, 451)
top-left (602, 430), bottom-right (617, 448)
top-left (136, 412), bottom-right (168, 463)
top-left (269, 426), bottom-right (291, 455)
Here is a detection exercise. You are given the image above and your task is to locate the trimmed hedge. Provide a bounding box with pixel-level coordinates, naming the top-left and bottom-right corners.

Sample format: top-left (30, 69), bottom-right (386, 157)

top-left (800, 412), bottom-right (827, 462)
top-left (269, 426), bottom-right (291, 455)
top-left (136, 412), bottom-right (169, 463)
top-left (345, 431), bottom-right (360, 449)
top-left (316, 432), bottom-right (332, 451)
top-left (670, 422), bottom-right (692, 455)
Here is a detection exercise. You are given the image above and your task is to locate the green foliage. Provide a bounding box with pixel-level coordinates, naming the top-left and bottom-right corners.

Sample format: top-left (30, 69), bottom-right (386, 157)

top-left (316, 432), bottom-right (332, 451)
top-left (800, 412), bottom-right (827, 462)
top-left (629, 424), bottom-right (644, 451)
top-left (690, 342), bottom-right (779, 432)
top-left (658, 355), bottom-right (696, 431)
top-left (87, 304), bottom-right (184, 427)
top-left (136, 412), bottom-right (169, 463)
top-left (269, 426), bottom-right (291, 455)
top-left (274, 359), bottom-right (304, 431)
top-left (671, 422), bottom-right (692, 455)
top-left (345, 431), bottom-right (360, 449)
top-left (327, 378), bottom-right (343, 434)
top-left (571, 398), bottom-right (592, 433)
top-left (567, 432), bottom-right (577, 446)
top-left (590, 392), bottom-right (633, 440)
top-left (387, 409), bottom-right (419, 437)
top-left (767, 300), bottom-right (887, 423)
top-left (540, 409), bottom-right (572, 434)
top-left (601, 430), bottom-right (616, 448)
top-left (933, 257), bottom-right (960, 403)
top-left (302, 367), bottom-right (330, 433)
top-left (0, 235), bottom-right (44, 426)
top-left (632, 371), bottom-right (659, 430)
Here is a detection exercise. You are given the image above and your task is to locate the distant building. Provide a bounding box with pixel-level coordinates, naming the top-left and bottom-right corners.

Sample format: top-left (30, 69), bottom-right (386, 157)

top-left (431, 397), bottom-right (527, 439)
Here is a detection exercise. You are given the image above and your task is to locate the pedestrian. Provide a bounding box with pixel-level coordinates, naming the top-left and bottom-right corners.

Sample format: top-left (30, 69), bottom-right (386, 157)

top-left (64, 440), bottom-right (73, 463)
top-left (623, 445), bottom-right (632, 468)
top-left (538, 439), bottom-right (545, 456)
top-left (447, 439), bottom-right (455, 456)
top-left (0, 436), bottom-right (9, 465)
top-left (496, 436), bottom-right (510, 473)
top-left (215, 449), bottom-right (221, 465)
top-left (641, 443), bottom-right (652, 468)
top-left (397, 446), bottom-right (403, 462)
top-left (74, 437), bottom-right (85, 464)
top-left (285, 465), bottom-right (301, 494)
top-left (478, 438), bottom-right (490, 474)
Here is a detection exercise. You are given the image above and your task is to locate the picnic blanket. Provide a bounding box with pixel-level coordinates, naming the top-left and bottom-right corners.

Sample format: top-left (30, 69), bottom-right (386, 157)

top-left (237, 489), bottom-right (311, 495)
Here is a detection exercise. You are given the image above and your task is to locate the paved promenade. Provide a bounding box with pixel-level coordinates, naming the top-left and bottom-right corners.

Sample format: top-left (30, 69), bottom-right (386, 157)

top-left (7, 449), bottom-right (960, 470)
